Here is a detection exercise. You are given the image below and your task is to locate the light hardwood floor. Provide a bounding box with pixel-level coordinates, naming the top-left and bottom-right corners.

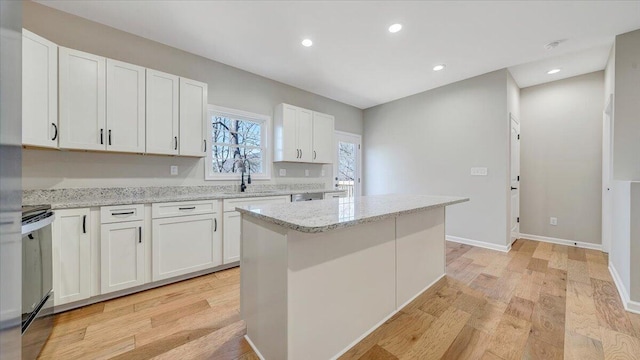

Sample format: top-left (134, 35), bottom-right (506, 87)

top-left (40, 239), bottom-right (640, 359)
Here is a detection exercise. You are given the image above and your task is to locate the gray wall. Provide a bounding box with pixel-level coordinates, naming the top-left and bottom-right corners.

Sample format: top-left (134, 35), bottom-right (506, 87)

top-left (22, 1), bottom-right (363, 190)
top-left (520, 71), bottom-right (604, 245)
top-left (613, 29), bottom-right (640, 181)
top-left (364, 70), bottom-right (510, 247)
top-left (0, 1), bottom-right (23, 359)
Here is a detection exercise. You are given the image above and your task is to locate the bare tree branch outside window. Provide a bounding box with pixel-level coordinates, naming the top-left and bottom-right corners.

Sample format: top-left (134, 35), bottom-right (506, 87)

top-left (211, 115), bottom-right (264, 176)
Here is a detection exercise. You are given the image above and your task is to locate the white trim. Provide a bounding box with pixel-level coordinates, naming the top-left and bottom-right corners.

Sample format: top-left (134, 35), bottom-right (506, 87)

top-left (519, 233), bottom-right (602, 251)
top-left (205, 104), bottom-right (272, 181)
top-left (396, 273), bottom-right (446, 311)
top-left (329, 273), bottom-right (446, 360)
top-left (608, 263), bottom-right (640, 315)
top-left (244, 335), bottom-right (266, 360)
top-left (446, 235), bottom-right (511, 253)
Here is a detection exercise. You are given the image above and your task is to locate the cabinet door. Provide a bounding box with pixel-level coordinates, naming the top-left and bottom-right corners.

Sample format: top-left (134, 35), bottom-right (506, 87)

top-left (151, 213), bottom-right (221, 281)
top-left (223, 211), bottom-right (241, 264)
top-left (179, 77), bottom-right (207, 157)
top-left (52, 208), bottom-right (91, 305)
top-left (280, 104), bottom-right (299, 162)
top-left (146, 69), bottom-right (179, 155)
top-left (100, 220), bottom-right (145, 294)
top-left (58, 47), bottom-right (106, 151)
top-left (106, 59), bottom-right (145, 153)
top-left (312, 112), bottom-right (335, 163)
top-left (22, 29), bottom-right (58, 148)
top-left (297, 108), bottom-right (314, 162)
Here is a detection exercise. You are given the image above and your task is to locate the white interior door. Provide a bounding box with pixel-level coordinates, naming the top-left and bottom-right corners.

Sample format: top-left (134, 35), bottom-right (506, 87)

top-left (602, 94), bottom-right (613, 253)
top-left (333, 131), bottom-right (362, 198)
top-left (510, 114), bottom-right (520, 244)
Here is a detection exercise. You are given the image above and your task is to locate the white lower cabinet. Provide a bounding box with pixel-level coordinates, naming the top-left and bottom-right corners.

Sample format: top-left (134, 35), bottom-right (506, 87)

top-left (151, 200), bottom-right (222, 281)
top-left (100, 220), bottom-right (145, 294)
top-left (222, 211), bottom-right (241, 264)
top-left (222, 196), bottom-right (290, 264)
top-left (52, 208), bottom-right (91, 305)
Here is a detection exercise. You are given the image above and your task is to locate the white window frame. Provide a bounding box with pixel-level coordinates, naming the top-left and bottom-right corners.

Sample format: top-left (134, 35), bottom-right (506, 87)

top-left (205, 105), bottom-right (271, 181)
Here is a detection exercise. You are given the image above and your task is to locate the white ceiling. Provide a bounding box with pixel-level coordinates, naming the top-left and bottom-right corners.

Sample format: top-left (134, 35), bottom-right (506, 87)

top-left (37, 1), bottom-right (640, 109)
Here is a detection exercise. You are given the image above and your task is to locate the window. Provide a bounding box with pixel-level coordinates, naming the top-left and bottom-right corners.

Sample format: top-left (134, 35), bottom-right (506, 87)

top-left (205, 105), bottom-right (270, 180)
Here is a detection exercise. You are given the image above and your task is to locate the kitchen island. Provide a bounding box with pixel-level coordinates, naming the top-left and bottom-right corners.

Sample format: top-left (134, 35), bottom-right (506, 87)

top-left (237, 194), bottom-right (468, 360)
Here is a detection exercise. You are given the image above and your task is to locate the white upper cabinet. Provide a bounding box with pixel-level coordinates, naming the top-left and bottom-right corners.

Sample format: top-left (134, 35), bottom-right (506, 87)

top-left (146, 69), bottom-right (179, 155)
top-left (106, 59), bottom-right (146, 153)
top-left (179, 77), bottom-right (207, 157)
top-left (58, 47), bottom-right (106, 151)
top-left (22, 29), bottom-right (58, 149)
top-left (312, 111), bottom-right (335, 163)
top-left (274, 103), bottom-right (334, 163)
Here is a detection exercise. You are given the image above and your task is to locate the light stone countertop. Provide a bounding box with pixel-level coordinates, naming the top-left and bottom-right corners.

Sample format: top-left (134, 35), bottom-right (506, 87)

top-left (22, 184), bottom-right (343, 209)
top-left (236, 194), bottom-right (469, 233)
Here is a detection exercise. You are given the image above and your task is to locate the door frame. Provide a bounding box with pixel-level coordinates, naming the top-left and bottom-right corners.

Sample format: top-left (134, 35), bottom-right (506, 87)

top-left (601, 94), bottom-right (614, 253)
top-left (509, 113), bottom-right (520, 245)
top-left (333, 131), bottom-right (362, 198)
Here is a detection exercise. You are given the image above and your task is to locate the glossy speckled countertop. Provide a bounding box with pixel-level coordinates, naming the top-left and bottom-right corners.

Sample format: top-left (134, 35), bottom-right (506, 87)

top-left (236, 194), bottom-right (469, 233)
top-left (22, 184), bottom-right (343, 209)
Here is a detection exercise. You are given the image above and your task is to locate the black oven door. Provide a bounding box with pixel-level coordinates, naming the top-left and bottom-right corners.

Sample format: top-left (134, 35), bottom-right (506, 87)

top-left (21, 212), bottom-right (53, 332)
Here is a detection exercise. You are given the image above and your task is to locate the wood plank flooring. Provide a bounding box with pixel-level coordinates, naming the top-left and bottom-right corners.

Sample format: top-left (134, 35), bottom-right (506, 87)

top-left (40, 239), bottom-right (640, 359)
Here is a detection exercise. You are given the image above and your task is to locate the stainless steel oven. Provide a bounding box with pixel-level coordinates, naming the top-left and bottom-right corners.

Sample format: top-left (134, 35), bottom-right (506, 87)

top-left (21, 205), bottom-right (54, 360)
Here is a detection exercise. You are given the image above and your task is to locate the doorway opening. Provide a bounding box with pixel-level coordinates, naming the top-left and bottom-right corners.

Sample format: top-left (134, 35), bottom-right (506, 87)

top-left (333, 131), bottom-right (362, 199)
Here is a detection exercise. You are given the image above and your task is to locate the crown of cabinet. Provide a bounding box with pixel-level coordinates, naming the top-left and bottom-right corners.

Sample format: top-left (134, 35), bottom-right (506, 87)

top-left (273, 103), bottom-right (334, 164)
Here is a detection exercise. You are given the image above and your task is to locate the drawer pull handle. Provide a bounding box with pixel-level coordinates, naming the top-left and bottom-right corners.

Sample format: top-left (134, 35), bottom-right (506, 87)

top-left (112, 211), bottom-right (134, 216)
top-left (179, 207), bottom-right (196, 211)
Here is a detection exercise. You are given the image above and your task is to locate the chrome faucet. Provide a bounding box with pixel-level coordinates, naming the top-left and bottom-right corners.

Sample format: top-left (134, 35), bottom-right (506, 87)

top-left (240, 157), bottom-right (251, 192)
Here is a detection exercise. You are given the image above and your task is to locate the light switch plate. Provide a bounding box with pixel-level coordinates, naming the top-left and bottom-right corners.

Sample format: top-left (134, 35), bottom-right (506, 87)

top-left (279, 169), bottom-right (286, 176)
top-left (471, 167), bottom-right (488, 176)
top-left (550, 217), bottom-right (557, 226)
top-left (170, 166), bottom-right (178, 175)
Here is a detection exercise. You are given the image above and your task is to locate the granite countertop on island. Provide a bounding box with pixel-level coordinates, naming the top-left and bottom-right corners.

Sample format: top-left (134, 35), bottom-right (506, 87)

top-left (236, 194), bottom-right (469, 233)
top-left (22, 184), bottom-right (344, 209)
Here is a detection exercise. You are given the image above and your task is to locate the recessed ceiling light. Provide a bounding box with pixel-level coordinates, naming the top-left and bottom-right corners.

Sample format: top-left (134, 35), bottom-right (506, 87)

top-left (433, 64), bottom-right (446, 71)
top-left (388, 24), bottom-right (402, 33)
top-left (301, 39), bottom-right (313, 47)
top-left (547, 68), bottom-right (561, 75)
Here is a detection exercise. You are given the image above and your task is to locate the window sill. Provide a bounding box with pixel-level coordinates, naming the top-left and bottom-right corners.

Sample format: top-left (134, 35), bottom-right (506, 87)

top-left (204, 176), bottom-right (272, 181)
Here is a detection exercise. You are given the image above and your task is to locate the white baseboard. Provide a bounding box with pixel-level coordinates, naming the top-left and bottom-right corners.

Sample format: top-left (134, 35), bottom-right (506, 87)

top-left (519, 233), bottom-right (602, 251)
top-left (244, 335), bottom-right (266, 360)
top-left (396, 273), bottom-right (446, 311)
top-left (446, 235), bottom-right (511, 253)
top-left (609, 264), bottom-right (640, 315)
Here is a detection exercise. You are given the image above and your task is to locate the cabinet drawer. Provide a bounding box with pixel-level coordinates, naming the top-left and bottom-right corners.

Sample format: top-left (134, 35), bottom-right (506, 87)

top-left (223, 195), bottom-right (290, 212)
top-left (101, 204), bottom-right (144, 224)
top-left (152, 200), bottom-right (219, 219)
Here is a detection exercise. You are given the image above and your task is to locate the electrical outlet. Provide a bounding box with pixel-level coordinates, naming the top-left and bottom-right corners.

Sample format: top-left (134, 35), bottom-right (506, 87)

top-left (305, 169), bottom-right (309, 177)
top-left (550, 217), bottom-right (557, 226)
top-left (170, 166), bottom-right (178, 175)
top-left (279, 169), bottom-right (286, 176)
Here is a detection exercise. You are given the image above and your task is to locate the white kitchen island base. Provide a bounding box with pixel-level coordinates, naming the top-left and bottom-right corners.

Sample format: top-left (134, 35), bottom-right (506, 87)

top-left (240, 202), bottom-right (453, 360)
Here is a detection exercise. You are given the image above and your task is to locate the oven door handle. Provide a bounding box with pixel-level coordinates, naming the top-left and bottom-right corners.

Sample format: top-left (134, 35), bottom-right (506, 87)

top-left (21, 213), bottom-right (55, 235)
